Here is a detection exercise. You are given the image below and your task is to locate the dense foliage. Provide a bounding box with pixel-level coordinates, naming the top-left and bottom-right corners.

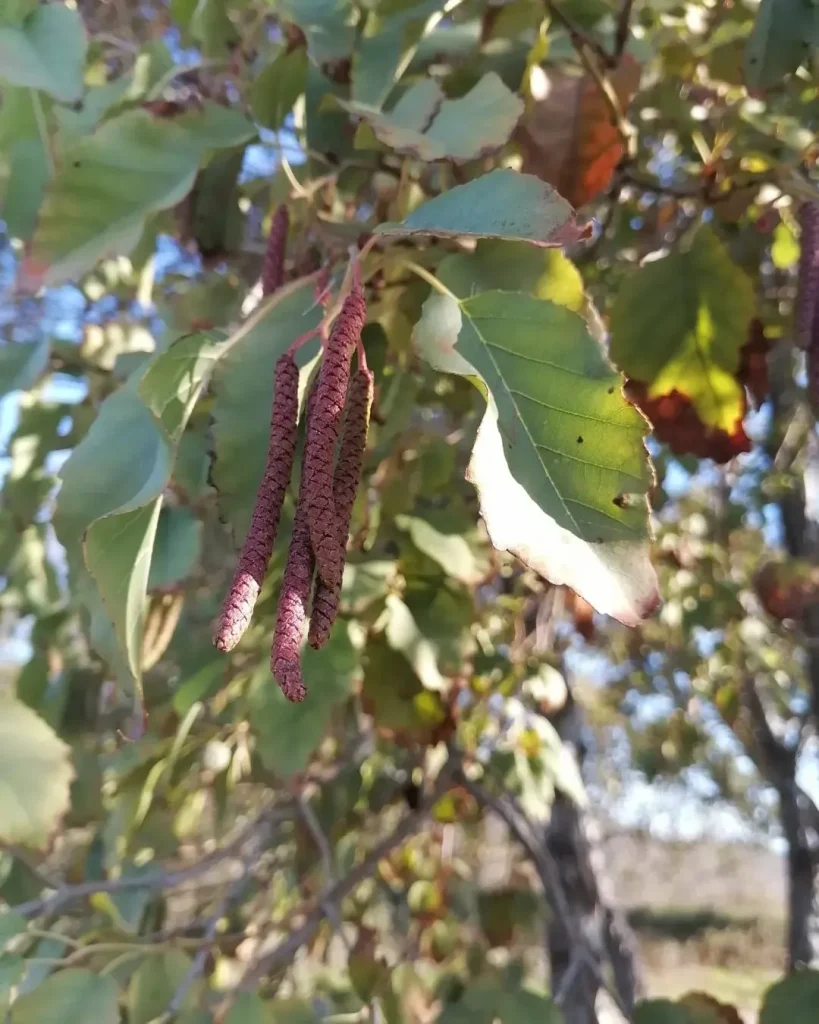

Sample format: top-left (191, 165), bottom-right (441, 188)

top-left (0, 0), bottom-right (818, 1021)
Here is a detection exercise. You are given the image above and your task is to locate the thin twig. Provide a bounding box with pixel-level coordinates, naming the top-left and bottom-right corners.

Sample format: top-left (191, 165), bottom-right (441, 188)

top-left (161, 818), bottom-right (277, 1021)
top-left (614, 0), bottom-right (636, 60)
top-left (11, 807), bottom-right (292, 920)
top-left (239, 777), bottom-right (450, 989)
top-left (544, 0), bottom-right (613, 68)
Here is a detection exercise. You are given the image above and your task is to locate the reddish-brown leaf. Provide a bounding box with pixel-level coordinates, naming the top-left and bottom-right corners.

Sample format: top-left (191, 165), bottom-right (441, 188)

top-left (625, 380), bottom-right (751, 464)
top-left (516, 55), bottom-right (641, 208)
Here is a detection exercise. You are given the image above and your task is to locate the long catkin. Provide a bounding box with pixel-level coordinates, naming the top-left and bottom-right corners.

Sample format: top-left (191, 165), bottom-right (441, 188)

top-left (302, 286), bottom-right (367, 587)
top-left (271, 387), bottom-right (318, 702)
top-left (308, 366), bottom-right (374, 649)
top-left (262, 204), bottom-right (289, 296)
top-left (213, 353), bottom-right (299, 652)
top-left (797, 201), bottom-right (819, 347)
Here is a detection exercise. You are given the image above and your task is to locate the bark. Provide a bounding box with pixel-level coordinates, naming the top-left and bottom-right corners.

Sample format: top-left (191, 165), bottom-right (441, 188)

top-left (764, 344), bottom-right (819, 967)
top-left (545, 688), bottom-right (643, 1023)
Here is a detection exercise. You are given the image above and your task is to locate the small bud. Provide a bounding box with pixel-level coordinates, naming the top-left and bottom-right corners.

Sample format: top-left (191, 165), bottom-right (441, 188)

top-left (303, 286), bottom-right (367, 587)
top-left (796, 201), bottom-right (819, 347)
top-left (309, 367), bottom-right (373, 649)
top-left (262, 204), bottom-right (289, 296)
top-left (213, 354), bottom-right (299, 652)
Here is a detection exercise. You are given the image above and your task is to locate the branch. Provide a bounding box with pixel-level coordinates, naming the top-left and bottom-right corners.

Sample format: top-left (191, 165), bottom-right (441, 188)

top-left (11, 806), bottom-right (293, 920)
top-left (544, 0), bottom-right (614, 68)
top-left (452, 763), bottom-right (634, 1021)
top-left (161, 819), bottom-right (278, 1021)
top-left (239, 778), bottom-right (450, 989)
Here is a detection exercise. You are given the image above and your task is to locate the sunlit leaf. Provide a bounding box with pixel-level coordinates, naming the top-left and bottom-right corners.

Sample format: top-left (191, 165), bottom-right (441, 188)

top-left (609, 226), bottom-right (755, 434)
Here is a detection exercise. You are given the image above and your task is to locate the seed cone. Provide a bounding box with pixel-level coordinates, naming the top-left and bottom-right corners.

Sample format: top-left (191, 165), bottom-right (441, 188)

top-left (303, 286), bottom-right (367, 586)
top-left (797, 201), bottom-right (819, 347)
top-left (262, 204), bottom-right (289, 296)
top-left (309, 366), bottom-right (374, 649)
top-left (213, 353), bottom-right (299, 653)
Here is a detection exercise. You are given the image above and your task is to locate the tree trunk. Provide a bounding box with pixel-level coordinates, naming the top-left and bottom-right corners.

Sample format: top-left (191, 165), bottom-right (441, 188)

top-left (545, 687), bottom-right (643, 1022)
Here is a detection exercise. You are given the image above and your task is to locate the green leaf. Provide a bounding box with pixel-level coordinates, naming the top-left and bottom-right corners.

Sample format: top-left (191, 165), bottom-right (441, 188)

top-left (438, 980), bottom-right (561, 1024)
top-left (148, 506), bottom-right (202, 591)
top-left (772, 220), bottom-right (800, 269)
top-left (634, 1001), bottom-right (689, 1024)
top-left (0, 340), bottom-right (49, 398)
top-left (251, 47), bottom-right (308, 131)
top-left (0, 0), bottom-right (38, 27)
top-left (57, 332), bottom-right (232, 680)
top-left (252, 626), bottom-right (358, 778)
top-left (413, 287), bottom-right (658, 626)
top-left (438, 241), bottom-right (585, 312)
top-left (23, 105), bottom-right (254, 287)
top-left (278, 0), bottom-right (357, 63)
top-left (0, 913), bottom-right (27, 951)
top-left (396, 515), bottom-right (482, 584)
top-left (744, 0), bottom-right (818, 90)
top-left (0, 4), bottom-right (87, 103)
top-left (0, 696), bottom-right (74, 849)
top-left (0, 87), bottom-right (51, 241)
top-left (225, 991), bottom-right (270, 1023)
top-left (190, 0), bottom-right (239, 57)
top-left (609, 226), bottom-right (755, 433)
top-left (384, 593), bottom-right (446, 691)
top-left (377, 169), bottom-right (583, 246)
top-left (351, 0), bottom-right (445, 108)
top-left (761, 970), bottom-right (819, 1023)
top-left (10, 970), bottom-right (119, 1024)
top-left (210, 276), bottom-right (323, 540)
top-left (343, 73), bottom-right (523, 163)
top-left (127, 949), bottom-right (196, 1023)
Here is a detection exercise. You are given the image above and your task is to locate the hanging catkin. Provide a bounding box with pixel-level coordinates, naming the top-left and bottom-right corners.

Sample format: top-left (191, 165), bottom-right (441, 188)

top-left (213, 353), bottom-right (299, 652)
top-left (309, 366), bottom-right (374, 649)
top-left (796, 201), bottom-right (819, 347)
top-left (302, 285), bottom-right (367, 587)
top-left (262, 204), bottom-right (289, 296)
top-left (271, 387), bottom-right (318, 702)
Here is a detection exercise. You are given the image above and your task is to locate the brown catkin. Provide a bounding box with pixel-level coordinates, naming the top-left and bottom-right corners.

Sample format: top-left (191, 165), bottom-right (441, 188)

top-left (303, 286), bottom-right (367, 587)
top-left (270, 386), bottom-right (319, 702)
top-left (797, 201), bottom-right (819, 347)
top-left (308, 367), bottom-right (374, 649)
top-left (213, 353), bottom-right (299, 653)
top-left (262, 204), bottom-right (289, 296)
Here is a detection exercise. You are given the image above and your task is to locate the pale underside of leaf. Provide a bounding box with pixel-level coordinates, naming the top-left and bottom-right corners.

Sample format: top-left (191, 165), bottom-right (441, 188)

top-left (413, 289), bottom-right (658, 626)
